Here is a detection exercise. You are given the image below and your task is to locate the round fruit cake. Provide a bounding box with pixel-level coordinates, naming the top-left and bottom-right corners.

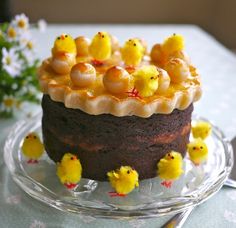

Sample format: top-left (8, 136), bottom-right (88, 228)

top-left (38, 32), bottom-right (202, 181)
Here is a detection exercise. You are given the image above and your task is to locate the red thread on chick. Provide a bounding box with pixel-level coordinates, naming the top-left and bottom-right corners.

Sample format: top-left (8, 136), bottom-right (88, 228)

top-left (126, 88), bottom-right (142, 99)
top-left (91, 59), bottom-right (104, 66)
top-left (64, 183), bottom-right (77, 189)
top-left (108, 191), bottom-right (126, 197)
top-left (161, 180), bottom-right (172, 188)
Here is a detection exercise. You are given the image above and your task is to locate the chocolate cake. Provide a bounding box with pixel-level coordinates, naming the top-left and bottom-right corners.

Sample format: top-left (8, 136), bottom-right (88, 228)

top-left (38, 32), bottom-right (202, 182)
top-left (42, 95), bottom-right (193, 180)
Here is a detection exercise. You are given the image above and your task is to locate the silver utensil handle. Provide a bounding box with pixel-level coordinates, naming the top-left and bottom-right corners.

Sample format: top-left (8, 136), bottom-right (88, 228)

top-left (224, 178), bottom-right (236, 188)
top-left (161, 207), bottom-right (194, 228)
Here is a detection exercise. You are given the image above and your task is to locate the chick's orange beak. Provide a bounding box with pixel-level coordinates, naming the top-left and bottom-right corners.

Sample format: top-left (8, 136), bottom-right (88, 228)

top-left (60, 34), bottom-right (65, 40)
top-left (26, 133), bottom-right (35, 139)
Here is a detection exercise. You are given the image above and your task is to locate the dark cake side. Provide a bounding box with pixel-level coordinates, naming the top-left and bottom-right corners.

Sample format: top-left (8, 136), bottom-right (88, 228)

top-left (42, 95), bottom-right (193, 181)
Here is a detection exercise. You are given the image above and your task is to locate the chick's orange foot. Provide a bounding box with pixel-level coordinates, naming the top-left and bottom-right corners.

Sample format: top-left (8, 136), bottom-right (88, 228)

top-left (108, 192), bottom-right (126, 197)
top-left (27, 159), bottom-right (39, 164)
top-left (64, 183), bottom-right (77, 189)
top-left (161, 180), bottom-right (173, 188)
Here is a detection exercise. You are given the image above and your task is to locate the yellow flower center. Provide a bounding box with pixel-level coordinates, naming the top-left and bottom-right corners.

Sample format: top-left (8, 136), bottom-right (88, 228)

top-left (27, 41), bottom-right (33, 49)
top-left (7, 27), bottom-right (17, 38)
top-left (18, 19), bottom-right (26, 28)
top-left (3, 98), bottom-right (14, 108)
top-left (6, 57), bottom-right (11, 65)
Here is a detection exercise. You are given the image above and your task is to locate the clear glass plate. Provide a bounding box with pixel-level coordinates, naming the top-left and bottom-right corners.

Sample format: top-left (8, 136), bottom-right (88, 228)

top-left (4, 113), bottom-right (233, 219)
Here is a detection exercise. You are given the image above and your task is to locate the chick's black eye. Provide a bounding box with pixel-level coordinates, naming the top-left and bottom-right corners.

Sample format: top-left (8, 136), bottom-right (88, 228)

top-left (71, 157), bottom-right (74, 160)
top-left (171, 156), bottom-right (174, 159)
top-left (200, 146), bottom-right (203, 149)
top-left (133, 43), bottom-right (136, 46)
top-left (26, 136), bottom-right (29, 139)
top-left (193, 147), bottom-right (196, 150)
top-left (168, 153), bottom-right (171, 156)
top-left (65, 35), bottom-right (68, 37)
top-left (34, 136), bottom-right (36, 139)
top-left (102, 35), bottom-right (104, 38)
top-left (57, 37), bottom-right (60, 40)
top-left (150, 77), bottom-right (154, 80)
top-left (127, 170), bottom-right (130, 174)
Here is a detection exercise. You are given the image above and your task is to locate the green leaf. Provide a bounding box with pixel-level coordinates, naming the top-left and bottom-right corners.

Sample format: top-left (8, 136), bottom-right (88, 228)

top-left (0, 110), bottom-right (14, 118)
top-left (0, 23), bottom-right (9, 33)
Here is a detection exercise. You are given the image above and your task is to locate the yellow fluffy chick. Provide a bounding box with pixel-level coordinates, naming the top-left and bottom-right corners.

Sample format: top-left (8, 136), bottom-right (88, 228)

top-left (162, 33), bottom-right (185, 56)
top-left (157, 151), bottom-right (183, 188)
top-left (51, 33), bottom-right (77, 56)
top-left (192, 121), bottom-right (212, 140)
top-left (89, 32), bottom-right (111, 63)
top-left (130, 65), bottom-right (159, 98)
top-left (107, 166), bottom-right (139, 196)
top-left (187, 138), bottom-right (208, 165)
top-left (51, 34), bottom-right (77, 74)
top-left (121, 39), bottom-right (144, 67)
top-left (21, 132), bottom-right (44, 164)
top-left (57, 153), bottom-right (82, 189)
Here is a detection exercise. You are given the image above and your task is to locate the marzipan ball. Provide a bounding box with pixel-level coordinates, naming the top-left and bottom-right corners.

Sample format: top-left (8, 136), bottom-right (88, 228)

top-left (75, 36), bottom-right (91, 57)
top-left (150, 43), bottom-right (165, 65)
top-left (168, 50), bottom-right (191, 65)
top-left (70, 63), bottom-right (96, 87)
top-left (165, 58), bottom-right (190, 83)
top-left (103, 66), bottom-right (131, 94)
top-left (51, 53), bottom-right (76, 75)
top-left (157, 68), bottom-right (170, 93)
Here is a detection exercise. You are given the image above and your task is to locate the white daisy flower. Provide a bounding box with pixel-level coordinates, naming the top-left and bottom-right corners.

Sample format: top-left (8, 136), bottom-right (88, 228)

top-left (13, 13), bottom-right (29, 30)
top-left (17, 30), bottom-right (32, 49)
top-left (23, 49), bottom-right (35, 65)
top-left (6, 26), bottom-right (18, 41)
top-left (26, 39), bottom-right (36, 51)
top-left (1, 95), bottom-right (15, 112)
top-left (1, 48), bottom-right (22, 77)
top-left (37, 19), bottom-right (47, 33)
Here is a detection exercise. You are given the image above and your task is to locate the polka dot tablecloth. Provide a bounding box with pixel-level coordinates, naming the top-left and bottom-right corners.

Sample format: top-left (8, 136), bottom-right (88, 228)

top-left (1, 25), bottom-right (236, 228)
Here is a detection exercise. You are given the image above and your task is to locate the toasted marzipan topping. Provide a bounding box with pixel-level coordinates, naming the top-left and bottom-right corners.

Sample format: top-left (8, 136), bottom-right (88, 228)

top-left (38, 58), bottom-right (202, 117)
top-left (104, 66), bottom-right (129, 82)
top-left (71, 62), bottom-right (95, 74)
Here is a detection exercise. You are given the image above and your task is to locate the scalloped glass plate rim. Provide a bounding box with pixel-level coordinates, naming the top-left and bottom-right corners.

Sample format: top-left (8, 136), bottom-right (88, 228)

top-left (3, 113), bottom-right (233, 219)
